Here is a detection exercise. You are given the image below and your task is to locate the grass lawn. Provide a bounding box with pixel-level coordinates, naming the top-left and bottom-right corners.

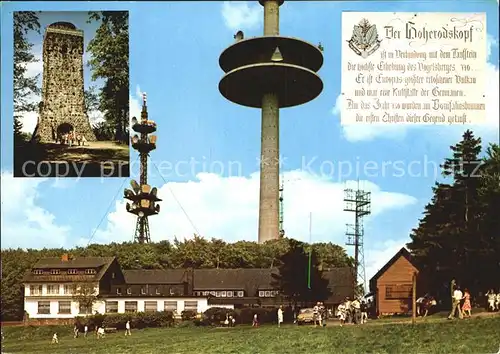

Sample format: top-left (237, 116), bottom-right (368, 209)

top-left (2, 315), bottom-right (499, 354)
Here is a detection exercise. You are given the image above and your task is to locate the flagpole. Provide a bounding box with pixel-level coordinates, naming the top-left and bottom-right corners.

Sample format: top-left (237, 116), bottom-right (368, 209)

top-left (308, 212), bottom-right (312, 289)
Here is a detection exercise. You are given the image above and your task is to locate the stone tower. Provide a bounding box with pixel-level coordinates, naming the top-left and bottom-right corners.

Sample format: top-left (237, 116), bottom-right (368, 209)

top-left (33, 22), bottom-right (96, 143)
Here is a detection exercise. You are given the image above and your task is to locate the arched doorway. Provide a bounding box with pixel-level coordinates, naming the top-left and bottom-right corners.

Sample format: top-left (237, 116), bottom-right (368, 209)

top-left (56, 123), bottom-right (73, 143)
top-left (57, 123), bottom-right (73, 135)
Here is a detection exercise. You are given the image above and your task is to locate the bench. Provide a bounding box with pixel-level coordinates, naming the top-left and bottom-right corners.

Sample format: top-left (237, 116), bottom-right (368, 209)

top-left (104, 327), bottom-right (117, 333)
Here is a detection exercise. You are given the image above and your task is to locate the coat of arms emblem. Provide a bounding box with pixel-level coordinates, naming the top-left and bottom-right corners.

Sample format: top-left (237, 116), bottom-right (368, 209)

top-left (347, 19), bottom-right (382, 58)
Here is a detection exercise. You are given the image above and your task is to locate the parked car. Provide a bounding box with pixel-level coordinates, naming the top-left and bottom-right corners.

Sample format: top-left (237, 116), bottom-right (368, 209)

top-left (296, 308), bottom-right (315, 325)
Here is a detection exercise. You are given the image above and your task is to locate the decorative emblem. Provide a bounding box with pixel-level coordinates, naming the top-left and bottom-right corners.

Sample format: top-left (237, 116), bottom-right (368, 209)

top-left (347, 19), bottom-right (382, 58)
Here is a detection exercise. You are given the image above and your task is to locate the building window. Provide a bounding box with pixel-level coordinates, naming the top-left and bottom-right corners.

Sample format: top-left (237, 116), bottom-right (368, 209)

top-left (63, 285), bottom-right (73, 295)
top-left (258, 291), bottom-right (265, 297)
top-left (37, 301), bottom-right (50, 314)
top-left (68, 269), bottom-right (78, 275)
top-left (79, 302), bottom-right (90, 314)
top-left (264, 291), bottom-right (271, 297)
top-left (209, 291), bottom-right (216, 296)
top-left (203, 291), bottom-right (210, 296)
top-left (145, 301), bottom-right (157, 312)
top-left (30, 285), bottom-right (42, 295)
top-left (127, 288), bottom-right (132, 295)
top-left (141, 287), bottom-right (146, 295)
top-left (221, 291), bottom-right (227, 297)
top-left (33, 269), bottom-right (44, 275)
top-left (155, 287), bottom-right (160, 295)
top-left (105, 301), bottom-right (118, 313)
top-left (116, 288), bottom-right (122, 295)
top-left (85, 269), bottom-right (96, 275)
top-left (58, 301), bottom-right (71, 314)
top-left (164, 301), bottom-right (177, 312)
top-left (238, 291), bottom-right (244, 297)
top-left (50, 269), bottom-right (60, 275)
top-left (112, 272), bottom-right (115, 279)
top-left (47, 285), bottom-right (60, 295)
top-left (184, 301), bottom-right (197, 312)
top-left (215, 291), bottom-right (221, 297)
top-left (125, 301), bottom-right (138, 313)
top-left (226, 291), bottom-right (233, 297)
top-left (385, 284), bottom-right (412, 299)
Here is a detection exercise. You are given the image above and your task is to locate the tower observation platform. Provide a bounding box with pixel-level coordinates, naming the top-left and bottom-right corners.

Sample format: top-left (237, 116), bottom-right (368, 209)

top-left (218, 0), bottom-right (323, 244)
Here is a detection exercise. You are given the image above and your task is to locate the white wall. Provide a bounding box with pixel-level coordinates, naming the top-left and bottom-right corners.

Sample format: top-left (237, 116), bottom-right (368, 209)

top-left (24, 297), bottom-right (209, 319)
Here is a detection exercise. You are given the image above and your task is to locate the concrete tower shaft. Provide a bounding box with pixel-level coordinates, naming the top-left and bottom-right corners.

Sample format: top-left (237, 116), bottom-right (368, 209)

top-left (219, 0), bottom-right (323, 244)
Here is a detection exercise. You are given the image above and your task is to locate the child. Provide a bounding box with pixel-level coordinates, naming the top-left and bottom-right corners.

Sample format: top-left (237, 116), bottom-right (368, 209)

top-left (125, 320), bottom-right (131, 336)
top-left (52, 333), bottom-right (59, 344)
top-left (252, 313), bottom-right (259, 327)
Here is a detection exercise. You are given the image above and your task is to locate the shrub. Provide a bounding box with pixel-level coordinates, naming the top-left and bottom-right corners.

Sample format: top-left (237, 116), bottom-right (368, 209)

top-left (202, 307), bottom-right (239, 326)
top-left (181, 310), bottom-right (197, 321)
top-left (75, 311), bottom-right (174, 331)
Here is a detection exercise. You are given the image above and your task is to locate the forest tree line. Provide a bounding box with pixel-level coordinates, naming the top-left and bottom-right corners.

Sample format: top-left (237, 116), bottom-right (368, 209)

top-left (1, 238), bottom-right (352, 321)
top-left (13, 11), bottom-right (129, 145)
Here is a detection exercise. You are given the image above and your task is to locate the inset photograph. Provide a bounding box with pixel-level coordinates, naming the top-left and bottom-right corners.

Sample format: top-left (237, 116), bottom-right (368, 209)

top-left (13, 11), bottom-right (130, 178)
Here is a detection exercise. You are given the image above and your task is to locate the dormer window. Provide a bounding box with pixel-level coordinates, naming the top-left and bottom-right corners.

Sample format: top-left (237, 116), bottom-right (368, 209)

top-left (141, 287), bottom-right (146, 295)
top-left (116, 288), bottom-right (122, 295)
top-left (68, 269), bottom-right (78, 275)
top-left (33, 269), bottom-right (44, 275)
top-left (51, 269), bottom-right (60, 275)
top-left (127, 288), bottom-right (131, 295)
top-left (85, 269), bottom-right (96, 275)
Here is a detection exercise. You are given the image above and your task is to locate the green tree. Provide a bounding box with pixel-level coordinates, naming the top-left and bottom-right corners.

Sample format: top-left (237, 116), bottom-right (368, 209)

top-left (13, 11), bottom-right (41, 116)
top-left (86, 11), bottom-right (129, 142)
top-left (72, 283), bottom-right (98, 315)
top-left (407, 130), bottom-right (489, 297)
top-left (271, 239), bottom-right (331, 307)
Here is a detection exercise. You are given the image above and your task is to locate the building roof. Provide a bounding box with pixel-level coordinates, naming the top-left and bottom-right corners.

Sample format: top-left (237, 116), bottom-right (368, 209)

top-left (369, 247), bottom-right (418, 290)
top-left (22, 256), bottom-right (115, 283)
top-left (322, 267), bottom-right (355, 304)
top-left (123, 269), bottom-right (187, 284)
top-left (193, 268), bottom-right (276, 290)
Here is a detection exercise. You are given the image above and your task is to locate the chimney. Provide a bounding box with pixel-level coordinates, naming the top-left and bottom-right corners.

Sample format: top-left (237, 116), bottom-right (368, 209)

top-left (61, 254), bottom-right (69, 262)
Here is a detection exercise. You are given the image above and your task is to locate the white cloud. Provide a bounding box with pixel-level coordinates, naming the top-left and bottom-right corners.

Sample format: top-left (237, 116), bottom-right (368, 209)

top-left (221, 1), bottom-right (262, 31)
top-left (334, 34), bottom-right (500, 143)
top-left (0, 171), bottom-right (71, 249)
top-left (85, 170), bottom-right (417, 246)
top-left (364, 238), bottom-right (408, 284)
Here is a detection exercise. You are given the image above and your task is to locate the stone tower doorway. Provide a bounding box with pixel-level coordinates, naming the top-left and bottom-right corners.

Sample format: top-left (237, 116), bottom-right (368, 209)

top-left (57, 123), bottom-right (73, 136)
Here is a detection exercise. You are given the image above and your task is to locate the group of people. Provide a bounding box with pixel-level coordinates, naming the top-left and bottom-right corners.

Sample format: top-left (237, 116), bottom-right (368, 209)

top-left (336, 297), bottom-right (368, 326)
top-left (486, 289), bottom-right (500, 312)
top-left (52, 320), bottom-right (131, 344)
top-left (56, 131), bottom-right (87, 147)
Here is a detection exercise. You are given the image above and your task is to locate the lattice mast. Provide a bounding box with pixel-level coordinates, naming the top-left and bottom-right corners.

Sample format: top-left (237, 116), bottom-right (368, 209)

top-left (344, 182), bottom-right (371, 293)
top-left (124, 93), bottom-right (162, 244)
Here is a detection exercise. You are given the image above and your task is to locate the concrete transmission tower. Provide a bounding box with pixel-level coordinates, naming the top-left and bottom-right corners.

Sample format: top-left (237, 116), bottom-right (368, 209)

top-left (344, 184), bottom-right (371, 293)
top-left (218, 0), bottom-right (324, 244)
top-left (124, 93), bottom-right (162, 244)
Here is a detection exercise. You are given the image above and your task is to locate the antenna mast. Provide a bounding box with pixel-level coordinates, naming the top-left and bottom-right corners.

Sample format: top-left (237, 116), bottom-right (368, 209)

top-left (344, 181), bottom-right (371, 294)
top-left (279, 179), bottom-right (285, 237)
top-left (124, 93), bottom-right (162, 243)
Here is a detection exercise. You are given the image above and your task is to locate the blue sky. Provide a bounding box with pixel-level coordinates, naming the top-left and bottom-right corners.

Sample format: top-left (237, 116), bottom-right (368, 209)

top-left (1, 1), bottom-right (498, 282)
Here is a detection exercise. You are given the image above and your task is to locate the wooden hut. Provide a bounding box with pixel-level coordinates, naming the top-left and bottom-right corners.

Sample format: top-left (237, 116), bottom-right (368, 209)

top-left (369, 247), bottom-right (422, 316)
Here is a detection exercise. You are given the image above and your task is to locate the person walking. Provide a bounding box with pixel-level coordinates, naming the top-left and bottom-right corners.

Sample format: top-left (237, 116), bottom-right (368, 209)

top-left (277, 306), bottom-right (284, 328)
top-left (252, 313), bottom-right (259, 327)
top-left (84, 325), bottom-right (88, 337)
top-left (448, 285), bottom-right (464, 319)
top-left (360, 300), bottom-right (368, 324)
top-left (125, 320), bottom-right (131, 336)
top-left (52, 333), bottom-right (59, 344)
top-left (462, 288), bottom-right (472, 317)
